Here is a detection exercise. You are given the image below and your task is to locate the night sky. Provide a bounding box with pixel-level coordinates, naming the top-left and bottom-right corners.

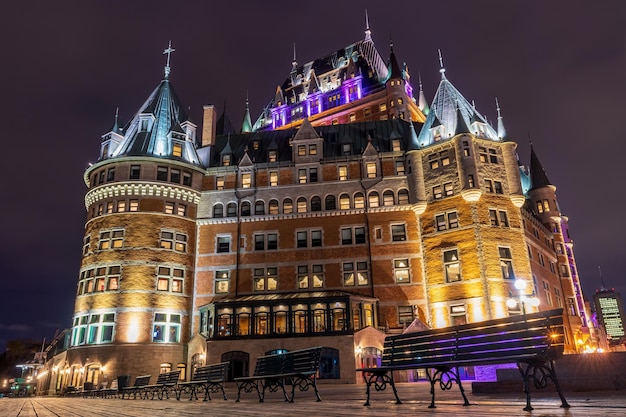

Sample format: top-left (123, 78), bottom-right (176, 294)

top-left (1, 1), bottom-right (623, 352)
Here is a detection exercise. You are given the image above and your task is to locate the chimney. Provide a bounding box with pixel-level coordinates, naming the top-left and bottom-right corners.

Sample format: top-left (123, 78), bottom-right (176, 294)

top-left (202, 105), bottom-right (217, 146)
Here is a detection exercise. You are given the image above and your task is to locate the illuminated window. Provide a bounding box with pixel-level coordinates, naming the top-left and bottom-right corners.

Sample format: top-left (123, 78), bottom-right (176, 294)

top-left (242, 173), bottom-right (252, 188)
top-left (485, 179), bottom-right (494, 193)
top-left (379, 103), bottom-right (387, 112)
top-left (468, 174), bottom-right (475, 188)
top-left (349, 113), bottom-right (356, 122)
top-left (72, 313), bottom-right (115, 346)
top-left (165, 202), bottom-right (175, 214)
top-left (177, 203), bottom-right (187, 216)
top-left (398, 306), bottom-right (413, 325)
top-left (298, 145), bottom-right (306, 156)
top-left (116, 200), bottom-right (126, 212)
top-left (222, 154), bottom-right (231, 166)
top-left (269, 199), bottom-right (279, 214)
top-left (339, 194), bottom-right (350, 209)
top-left (444, 249), bottom-right (461, 282)
top-left (215, 270), bottom-right (230, 293)
top-left (157, 266), bottom-right (184, 293)
top-left (395, 161), bottom-right (405, 175)
top-left (153, 313), bottom-right (181, 343)
top-left (129, 199), bottom-right (139, 212)
top-left (253, 267), bottom-right (278, 291)
top-left (98, 229), bottom-right (124, 250)
top-left (433, 185), bottom-right (442, 199)
top-left (338, 165), bottom-right (348, 181)
top-left (343, 262), bottom-right (368, 286)
top-left (354, 193), bottom-right (365, 209)
top-left (269, 171), bottom-right (278, 186)
top-left (368, 192), bottom-right (380, 208)
top-left (394, 259), bottom-right (410, 284)
top-left (383, 191), bottom-right (395, 206)
top-left (160, 230), bottom-right (187, 252)
top-left (499, 247), bottom-right (515, 279)
top-left (366, 162), bottom-right (377, 178)
top-left (398, 189), bottom-right (409, 205)
top-left (444, 182), bottom-right (454, 196)
top-left (216, 176), bottom-right (225, 190)
top-left (436, 211), bottom-right (459, 231)
top-left (309, 144), bottom-right (317, 155)
top-left (283, 198), bottom-right (293, 214)
top-left (298, 264), bottom-right (324, 289)
top-left (268, 150), bottom-right (277, 162)
top-left (462, 141), bottom-right (471, 157)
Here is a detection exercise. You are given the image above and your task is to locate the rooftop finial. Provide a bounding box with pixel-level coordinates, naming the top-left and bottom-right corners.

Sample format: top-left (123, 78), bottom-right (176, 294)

top-left (496, 97), bottom-right (507, 140)
top-left (438, 49), bottom-right (446, 77)
top-left (163, 41), bottom-right (175, 79)
top-left (115, 107), bottom-right (119, 123)
top-left (291, 42), bottom-right (298, 72)
top-left (496, 97), bottom-right (502, 117)
top-left (365, 9), bottom-right (372, 40)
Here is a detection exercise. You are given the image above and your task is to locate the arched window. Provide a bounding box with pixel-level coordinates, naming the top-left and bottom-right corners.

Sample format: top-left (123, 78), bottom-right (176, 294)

top-left (176, 363), bottom-right (186, 381)
top-left (398, 189), bottom-right (409, 205)
top-left (255, 200), bottom-right (265, 215)
top-left (297, 197), bottom-right (307, 213)
top-left (339, 194), bottom-right (350, 210)
top-left (354, 193), bottom-right (365, 209)
top-left (383, 191), bottom-right (395, 206)
top-left (227, 203), bottom-right (237, 217)
top-left (221, 351), bottom-right (249, 381)
top-left (213, 204), bottom-right (224, 218)
top-left (283, 198), bottom-right (293, 214)
top-left (311, 196), bottom-right (322, 212)
top-left (325, 195), bottom-right (336, 210)
top-left (269, 199), bottom-right (279, 214)
top-left (241, 201), bottom-right (251, 216)
top-left (368, 192), bottom-right (380, 208)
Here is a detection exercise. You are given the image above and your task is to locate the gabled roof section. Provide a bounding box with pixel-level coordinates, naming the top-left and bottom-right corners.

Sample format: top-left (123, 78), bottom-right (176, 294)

top-left (110, 79), bottom-right (202, 166)
top-left (292, 117), bottom-right (320, 142)
top-left (415, 74), bottom-right (498, 148)
top-left (529, 144), bottom-right (553, 190)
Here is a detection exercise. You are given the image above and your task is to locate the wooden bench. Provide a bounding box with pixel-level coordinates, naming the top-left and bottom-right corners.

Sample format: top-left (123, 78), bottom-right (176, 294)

top-left (99, 380), bottom-right (118, 398)
top-left (174, 362), bottom-right (229, 401)
top-left (120, 375), bottom-right (151, 399)
top-left (235, 346), bottom-right (323, 403)
top-left (359, 308), bottom-right (570, 411)
top-left (143, 370), bottom-right (181, 400)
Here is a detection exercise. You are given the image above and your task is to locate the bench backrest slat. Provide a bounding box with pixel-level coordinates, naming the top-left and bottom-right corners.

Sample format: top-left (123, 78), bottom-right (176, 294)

top-left (382, 309), bottom-right (564, 368)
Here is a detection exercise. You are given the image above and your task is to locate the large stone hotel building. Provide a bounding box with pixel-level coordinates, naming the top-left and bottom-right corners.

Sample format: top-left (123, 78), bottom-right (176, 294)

top-left (57, 24), bottom-right (589, 388)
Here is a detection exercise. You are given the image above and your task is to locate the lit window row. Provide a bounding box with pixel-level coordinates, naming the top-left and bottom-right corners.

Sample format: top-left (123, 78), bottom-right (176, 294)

top-left (211, 189), bottom-right (410, 218)
top-left (71, 313), bottom-right (115, 346)
top-left (77, 265), bottom-right (121, 295)
top-left (91, 199), bottom-right (139, 218)
top-left (157, 266), bottom-right (184, 293)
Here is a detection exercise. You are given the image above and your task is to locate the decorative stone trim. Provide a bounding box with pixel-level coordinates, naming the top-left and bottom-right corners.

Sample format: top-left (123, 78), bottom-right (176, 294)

top-left (85, 182), bottom-right (201, 208)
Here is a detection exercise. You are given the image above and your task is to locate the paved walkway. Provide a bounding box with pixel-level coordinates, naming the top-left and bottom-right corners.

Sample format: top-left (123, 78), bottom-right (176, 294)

top-left (1, 382), bottom-right (625, 416)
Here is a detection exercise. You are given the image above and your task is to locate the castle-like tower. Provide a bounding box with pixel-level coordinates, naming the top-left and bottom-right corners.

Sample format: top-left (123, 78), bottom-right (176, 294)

top-left (60, 24), bottom-right (589, 390)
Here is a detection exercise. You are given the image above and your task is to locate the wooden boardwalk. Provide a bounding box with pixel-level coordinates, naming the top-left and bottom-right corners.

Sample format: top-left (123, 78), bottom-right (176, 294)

top-left (1, 382), bottom-right (625, 417)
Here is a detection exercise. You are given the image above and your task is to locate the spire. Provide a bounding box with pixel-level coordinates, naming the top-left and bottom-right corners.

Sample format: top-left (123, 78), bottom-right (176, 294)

top-left (292, 43), bottom-right (298, 72)
top-left (364, 9), bottom-right (372, 41)
top-left (529, 143), bottom-right (553, 190)
top-left (163, 41), bottom-right (175, 79)
top-left (454, 105), bottom-right (470, 135)
top-left (241, 92), bottom-right (252, 133)
top-left (417, 73), bottom-right (429, 115)
top-left (110, 107), bottom-right (121, 133)
top-left (438, 49), bottom-right (446, 79)
top-left (387, 39), bottom-right (403, 81)
top-left (496, 97), bottom-right (508, 140)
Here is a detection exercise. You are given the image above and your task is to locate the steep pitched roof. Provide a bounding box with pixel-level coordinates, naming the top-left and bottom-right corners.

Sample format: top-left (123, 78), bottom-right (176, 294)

top-left (415, 74), bottom-right (498, 147)
top-left (529, 144), bottom-right (553, 190)
top-left (111, 79), bottom-right (202, 166)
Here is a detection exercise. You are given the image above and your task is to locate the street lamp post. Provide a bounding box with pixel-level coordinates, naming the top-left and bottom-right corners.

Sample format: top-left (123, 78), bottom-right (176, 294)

top-left (506, 278), bottom-right (540, 315)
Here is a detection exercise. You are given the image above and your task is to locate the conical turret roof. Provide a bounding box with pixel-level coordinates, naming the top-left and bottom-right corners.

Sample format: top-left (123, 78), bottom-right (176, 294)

top-left (529, 144), bottom-right (553, 190)
top-left (111, 79), bottom-right (202, 166)
top-left (415, 73), bottom-right (498, 147)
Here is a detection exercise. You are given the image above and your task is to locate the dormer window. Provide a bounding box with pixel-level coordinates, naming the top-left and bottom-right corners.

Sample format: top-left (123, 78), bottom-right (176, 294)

top-left (309, 144), bottom-right (317, 155)
top-left (222, 154), bottom-right (231, 166)
top-left (392, 140), bottom-right (401, 152)
top-left (298, 145), bottom-right (306, 156)
top-left (268, 150), bottom-right (277, 162)
top-left (253, 140), bottom-right (259, 150)
top-left (342, 143), bottom-right (351, 156)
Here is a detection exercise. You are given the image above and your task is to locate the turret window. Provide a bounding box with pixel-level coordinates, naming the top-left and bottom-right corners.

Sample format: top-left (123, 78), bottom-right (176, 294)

top-left (98, 229), bottom-right (124, 250)
top-left (160, 230), bottom-right (187, 252)
top-left (172, 143), bottom-right (183, 157)
top-left (157, 166), bottom-right (168, 181)
top-left (157, 266), bottom-right (184, 293)
top-left (536, 199), bottom-right (550, 213)
top-left (152, 313), bottom-right (181, 343)
top-left (499, 247), bottom-right (515, 279)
